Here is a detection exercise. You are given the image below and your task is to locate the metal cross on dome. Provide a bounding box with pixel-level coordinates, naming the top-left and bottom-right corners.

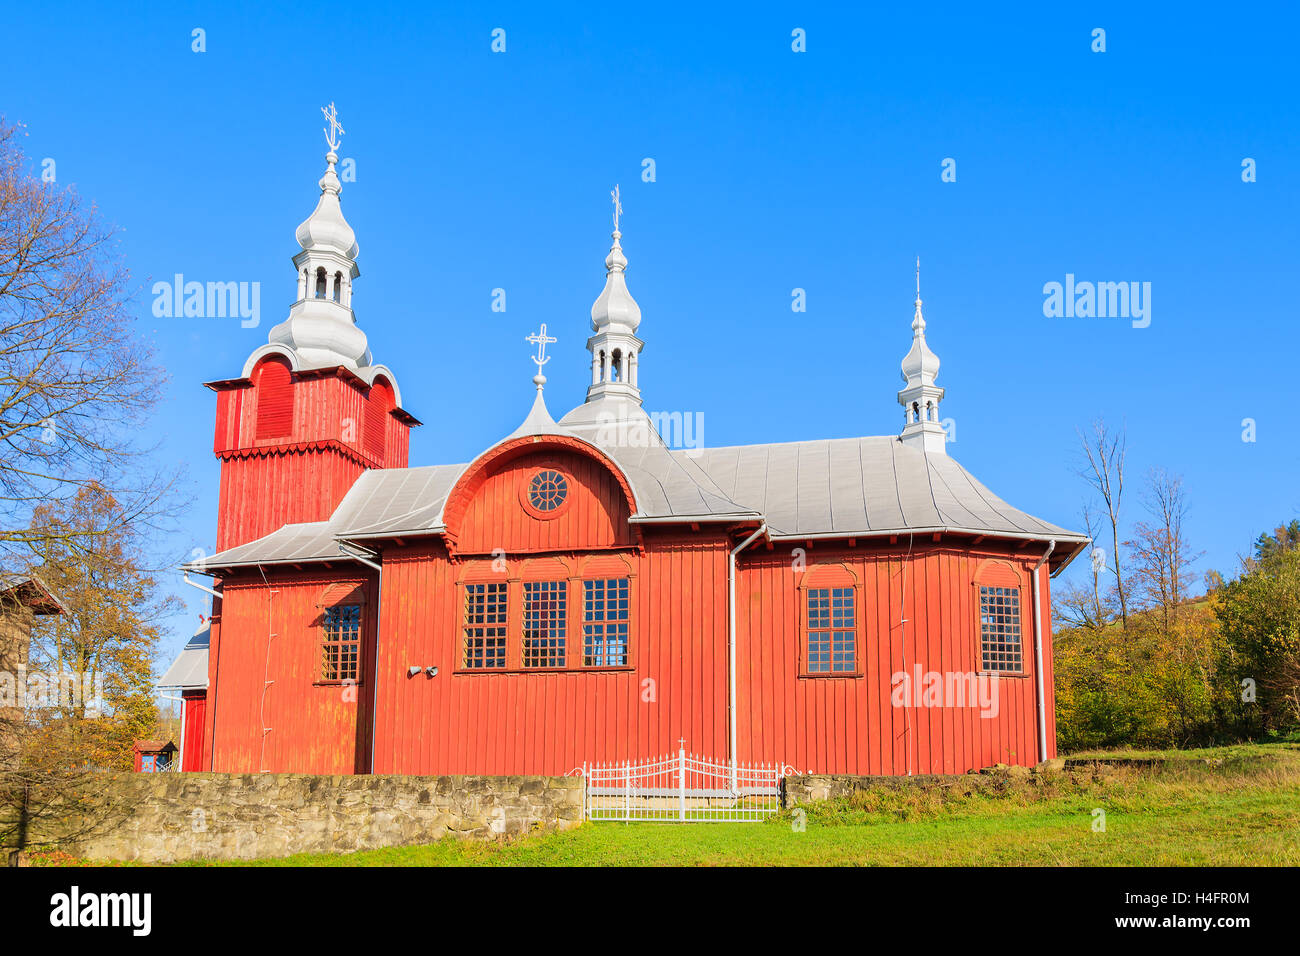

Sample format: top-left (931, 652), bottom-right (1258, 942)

top-left (526, 323), bottom-right (557, 375)
top-left (611, 184), bottom-right (622, 231)
top-left (322, 102), bottom-right (345, 152)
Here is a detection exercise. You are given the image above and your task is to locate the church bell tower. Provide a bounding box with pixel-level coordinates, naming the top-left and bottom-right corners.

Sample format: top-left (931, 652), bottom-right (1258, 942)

top-left (207, 104), bottom-right (418, 551)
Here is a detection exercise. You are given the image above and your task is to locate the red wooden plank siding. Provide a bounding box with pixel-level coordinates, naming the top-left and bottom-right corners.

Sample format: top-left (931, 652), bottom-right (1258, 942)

top-left (207, 571), bottom-right (377, 774)
top-left (734, 543), bottom-right (1046, 775)
top-left (211, 362), bottom-right (412, 551)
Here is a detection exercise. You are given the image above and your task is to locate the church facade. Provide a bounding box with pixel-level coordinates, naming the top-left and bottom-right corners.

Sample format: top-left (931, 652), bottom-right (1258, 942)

top-left (182, 121), bottom-right (1087, 778)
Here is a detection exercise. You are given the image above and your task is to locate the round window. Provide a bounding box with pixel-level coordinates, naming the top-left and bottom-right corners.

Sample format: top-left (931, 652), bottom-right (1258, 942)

top-left (527, 470), bottom-right (568, 513)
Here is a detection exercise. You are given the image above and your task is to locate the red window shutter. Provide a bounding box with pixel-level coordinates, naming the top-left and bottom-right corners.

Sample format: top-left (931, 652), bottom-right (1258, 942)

top-left (255, 359), bottom-right (294, 440)
top-left (364, 381), bottom-right (392, 460)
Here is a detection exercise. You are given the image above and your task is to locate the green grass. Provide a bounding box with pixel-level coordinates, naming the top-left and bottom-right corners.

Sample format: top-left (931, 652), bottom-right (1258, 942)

top-left (37, 742), bottom-right (1300, 867)
top-left (1066, 732), bottom-right (1300, 762)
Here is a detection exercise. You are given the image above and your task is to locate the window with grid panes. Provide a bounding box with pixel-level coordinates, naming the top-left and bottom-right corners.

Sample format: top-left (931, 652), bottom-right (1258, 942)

top-left (806, 586), bottom-right (856, 673)
top-left (463, 582), bottom-right (508, 668)
top-left (523, 581), bottom-right (567, 668)
top-left (321, 604), bottom-right (362, 682)
top-left (979, 585), bottom-right (1022, 672)
top-left (583, 578), bottom-right (629, 666)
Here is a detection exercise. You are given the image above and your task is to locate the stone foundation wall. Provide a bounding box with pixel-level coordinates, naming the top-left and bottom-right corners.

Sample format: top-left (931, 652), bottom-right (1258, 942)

top-left (783, 760), bottom-right (1068, 808)
top-left (29, 771), bottom-right (583, 863)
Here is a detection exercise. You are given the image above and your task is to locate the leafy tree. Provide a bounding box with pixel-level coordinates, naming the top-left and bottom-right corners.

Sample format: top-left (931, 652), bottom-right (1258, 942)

top-left (1215, 538), bottom-right (1300, 732)
top-left (19, 484), bottom-right (179, 770)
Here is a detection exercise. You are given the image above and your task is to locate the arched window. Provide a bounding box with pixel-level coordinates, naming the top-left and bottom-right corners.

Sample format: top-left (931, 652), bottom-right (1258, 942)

top-left (317, 582), bottom-right (367, 684)
top-left (521, 557), bottom-right (570, 669)
top-left (797, 563), bottom-right (861, 676)
top-left (610, 349), bottom-right (622, 382)
top-left (364, 379), bottom-right (393, 461)
top-left (579, 554), bottom-right (634, 668)
top-left (333, 271), bottom-right (343, 302)
top-left (314, 267), bottom-right (327, 298)
top-left (254, 358), bottom-right (294, 440)
top-left (458, 561), bottom-right (510, 670)
top-left (974, 561), bottom-right (1027, 674)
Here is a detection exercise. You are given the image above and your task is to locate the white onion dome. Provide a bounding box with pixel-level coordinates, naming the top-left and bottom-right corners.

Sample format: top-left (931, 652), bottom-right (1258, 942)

top-left (590, 229), bottom-right (641, 332)
top-left (900, 295), bottom-right (940, 386)
top-left (294, 151), bottom-right (359, 259)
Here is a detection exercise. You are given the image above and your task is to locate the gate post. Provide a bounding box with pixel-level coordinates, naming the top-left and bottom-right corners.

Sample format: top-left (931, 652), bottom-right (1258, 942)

top-left (678, 747), bottom-right (686, 822)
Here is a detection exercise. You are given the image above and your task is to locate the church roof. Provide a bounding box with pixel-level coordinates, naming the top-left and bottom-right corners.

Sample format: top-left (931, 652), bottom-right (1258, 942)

top-left (186, 429), bottom-right (1085, 571)
top-left (688, 436), bottom-right (1083, 543)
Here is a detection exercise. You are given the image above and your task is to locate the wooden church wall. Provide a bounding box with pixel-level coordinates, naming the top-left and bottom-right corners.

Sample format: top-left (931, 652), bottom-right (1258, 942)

top-left (452, 448), bottom-right (634, 555)
top-left (205, 569), bottom-right (377, 775)
top-left (204, 534), bottom-right (1056, 777)
top-left (370, 529), bottom-right (733, 776)
top-left (212, 365), bottom-right (409, 551)
top-left (734, 541), bottom-right (1055, 774)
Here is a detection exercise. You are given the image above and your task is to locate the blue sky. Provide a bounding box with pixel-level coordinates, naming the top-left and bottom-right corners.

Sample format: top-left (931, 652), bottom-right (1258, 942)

top-left (3, 2), bottom-right (1297, 668)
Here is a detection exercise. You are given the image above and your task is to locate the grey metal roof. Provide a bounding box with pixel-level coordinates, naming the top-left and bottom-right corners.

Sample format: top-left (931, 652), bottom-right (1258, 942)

top-left (684, 436), bottom-right (1085, 542)
top-left (189, 408), bottom-right (1083, 571)
top-left (157, 622), bottom-right (210, 691)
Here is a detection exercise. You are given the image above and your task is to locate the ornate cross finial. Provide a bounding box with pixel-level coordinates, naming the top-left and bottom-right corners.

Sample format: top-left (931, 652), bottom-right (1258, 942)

top-left (322, 102), bottom-right (346, 153)
top-left (610, 184), bottom-right (622, 232)
top-left (526, 323), bottom-right (557, 376)
top-left (915, 256), bottom-right (921, 299)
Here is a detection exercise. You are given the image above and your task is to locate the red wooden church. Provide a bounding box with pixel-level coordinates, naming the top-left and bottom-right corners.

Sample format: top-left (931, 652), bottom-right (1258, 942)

top-left (181, 128), bottom-right (1087, 778)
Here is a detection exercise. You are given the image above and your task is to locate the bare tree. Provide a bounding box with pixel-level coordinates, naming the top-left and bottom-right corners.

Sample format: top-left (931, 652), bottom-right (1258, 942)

top-left (1078, 419), bottom-right (1129, 627)
top-left (1053, 503), bottom-right (1113, 630)
top-left (1082, 501), bottom-right (1107, 626)
top-left (1125, 468), bottom-right (1204, 632)
top-left (0, 116), bottom-right (178, 564)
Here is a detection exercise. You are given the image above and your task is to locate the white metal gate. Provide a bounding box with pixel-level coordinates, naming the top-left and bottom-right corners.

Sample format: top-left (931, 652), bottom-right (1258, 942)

top-left (578, 749), bottom-right (785, 822)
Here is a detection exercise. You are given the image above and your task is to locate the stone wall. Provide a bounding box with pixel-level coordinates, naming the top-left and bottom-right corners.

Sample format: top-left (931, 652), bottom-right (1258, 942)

top-left (783, 773), bottom-right (953, 808)
top-left (783, 760), bottom-right (1068, 808)
top-left (31, 771), bottom-right (583, 863)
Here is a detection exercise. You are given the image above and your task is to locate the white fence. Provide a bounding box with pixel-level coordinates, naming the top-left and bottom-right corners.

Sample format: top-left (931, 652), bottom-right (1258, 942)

top-left (579, 749), bottom-right (786, 822)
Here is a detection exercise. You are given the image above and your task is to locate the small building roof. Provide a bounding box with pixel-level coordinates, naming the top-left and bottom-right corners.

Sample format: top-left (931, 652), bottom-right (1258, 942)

top-left (133, 740), bottom-right (177, 754)
top-left (156, 621), bottom-right (211, 691)
top-left (0, 572), bottom-right (68, 615)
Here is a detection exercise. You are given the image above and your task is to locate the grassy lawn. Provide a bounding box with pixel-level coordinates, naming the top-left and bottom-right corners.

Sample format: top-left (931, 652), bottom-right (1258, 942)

top-left (149, 740), bottom-right (1298, 867)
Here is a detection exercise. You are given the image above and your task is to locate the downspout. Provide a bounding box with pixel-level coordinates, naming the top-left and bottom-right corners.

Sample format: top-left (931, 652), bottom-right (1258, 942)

top-left (728, 522), bottom-right (767, 792)
top-left (339, 541), bottom-right (383, 774)
top-left (182, 571), bottom-right (222, 601)
top-left (1031, 539), bottom-right (1056, 765)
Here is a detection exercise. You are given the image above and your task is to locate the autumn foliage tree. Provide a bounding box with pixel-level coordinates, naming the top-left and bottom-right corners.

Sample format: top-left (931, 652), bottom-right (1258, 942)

top-left (0, 117), bottom-right (182, 854)
top-left (20, 484), bottom-right (179, 770)
top-left (1054, 421), bottom-right (1298, 749)
top-left (1215, 528), bottom-right (1300, 733)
